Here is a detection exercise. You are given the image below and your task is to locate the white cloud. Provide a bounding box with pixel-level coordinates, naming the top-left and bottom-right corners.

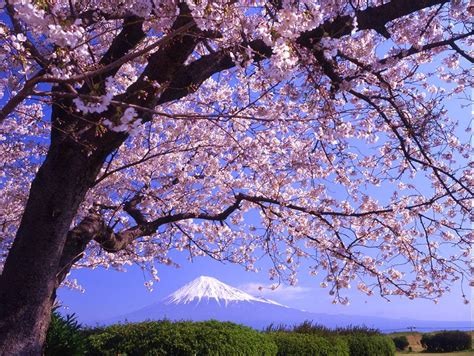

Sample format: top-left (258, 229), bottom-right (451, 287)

top-left (239, 282), bottom-right (313, 302)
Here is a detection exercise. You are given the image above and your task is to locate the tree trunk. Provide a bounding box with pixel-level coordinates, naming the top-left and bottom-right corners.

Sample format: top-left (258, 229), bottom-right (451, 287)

top-left (0, 141), bottom-right (102, 355)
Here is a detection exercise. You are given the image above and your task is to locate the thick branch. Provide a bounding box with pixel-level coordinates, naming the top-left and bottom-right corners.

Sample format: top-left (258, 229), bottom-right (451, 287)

top-left (91, 189), bottom-right (459, 253)
top-left (123, 194), bottom-right (147, 225)
top-left (56, 213), bottom-right (108, 286)
top-left (80, 16), bottom-right (146, 94)
top-left (119, 3), bottom-right (200, 111)
top-left (0, 70), bottom-right (45, 122)
top-left (91, 4), bottom-right (201, 154)
top-left (95, 196), bottom-right (243, 252)
top-left (271, 0), bottom-right (447, 49)
top-left (157, 47), bottom-right (236, 104)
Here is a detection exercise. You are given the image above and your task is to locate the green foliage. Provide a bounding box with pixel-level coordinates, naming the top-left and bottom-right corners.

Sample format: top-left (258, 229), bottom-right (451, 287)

top-left (392, 335), bottom-right (409, 351)
top-left (269, 332), bottom-right (349, 356)
top-left (266, 321), bottom-right (381, 337)
top-left (44, 310), bottom-right (86, 356)
top-left (86, 320), bottom-right (278, 355)
top-left (421, 331), bottom-right (472, 352)
top-left (44, 316), bottom-right (399, 356)
top-left (344, 335), bottom-right (395, 356)
top-left (266, 321), bottom-right (392, 356)
top-left (332, 326), bottom-right (381, 337)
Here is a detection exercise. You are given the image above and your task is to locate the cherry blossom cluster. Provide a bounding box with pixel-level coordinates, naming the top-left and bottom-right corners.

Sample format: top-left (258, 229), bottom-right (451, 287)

top-left (0, 0), bottom-right (472, 303)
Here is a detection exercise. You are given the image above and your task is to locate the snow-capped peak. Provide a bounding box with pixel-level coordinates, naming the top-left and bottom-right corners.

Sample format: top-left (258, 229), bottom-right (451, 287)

top-left (164, 276), bottom-right (285, 307)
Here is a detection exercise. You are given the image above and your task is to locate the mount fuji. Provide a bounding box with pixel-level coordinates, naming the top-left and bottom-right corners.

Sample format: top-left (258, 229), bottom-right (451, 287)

top-left (102, 276), bottom-right (471, 332)
top-left (164, 275), bottom-right (286, 307)
top-left (105, 276), bottom-right (300, 328)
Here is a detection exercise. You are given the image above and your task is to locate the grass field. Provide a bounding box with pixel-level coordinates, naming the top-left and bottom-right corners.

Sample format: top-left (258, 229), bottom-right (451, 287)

top-left (389, 331), bottom-right (473, 355)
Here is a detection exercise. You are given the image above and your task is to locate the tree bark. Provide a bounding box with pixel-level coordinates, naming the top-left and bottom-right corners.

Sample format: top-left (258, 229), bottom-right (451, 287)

top-left (0, 8), bottom-right (198, 352)
top-left (0, 137), bottom-right (104, 354)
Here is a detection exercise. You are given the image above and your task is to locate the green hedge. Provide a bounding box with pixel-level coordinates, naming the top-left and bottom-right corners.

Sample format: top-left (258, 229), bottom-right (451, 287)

top-left (266, 321), bottom-right (381, 337)
top-left (86, 320), bottom-right (278, 355)
top-left (344, 335), bottom-right (395, 356)
top-left (269, 332), bottom-right (395, 356)
top-left (392, 335), bottom-right (409, 351)
top-left (421, 331), bottom-right (472, 352)
top-left (269, 332), bottom-right (349, 356)
top-left (44, 315), bottom-right (397, 356)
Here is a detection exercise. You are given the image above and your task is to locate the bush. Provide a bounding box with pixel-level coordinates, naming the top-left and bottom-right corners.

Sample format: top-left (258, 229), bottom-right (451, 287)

top-left (44, 310), bottom-right (86, 356)
top-left (269, 332), bottom-right (349, 356)
top-left (86, 320), bottom-right (277, 355)
top-left (392, 336), bottom-right (409, 351)
top-left (421, 331), bottom-right (472, 352)
top-left (345, 335), bottom-right (396, 356)
top-left (266, 321), bottom-right (392, 356)
top-left (266, 321), bottom-right (381, 337)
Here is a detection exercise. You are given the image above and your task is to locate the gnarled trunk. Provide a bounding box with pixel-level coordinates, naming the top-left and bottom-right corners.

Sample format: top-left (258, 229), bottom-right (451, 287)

top-left (0, 141), bottom-right (103, 355)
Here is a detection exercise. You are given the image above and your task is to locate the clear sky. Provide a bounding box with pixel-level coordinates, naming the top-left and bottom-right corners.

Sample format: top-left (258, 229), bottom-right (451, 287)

top-left (58, 80), bottom-right (472, 329)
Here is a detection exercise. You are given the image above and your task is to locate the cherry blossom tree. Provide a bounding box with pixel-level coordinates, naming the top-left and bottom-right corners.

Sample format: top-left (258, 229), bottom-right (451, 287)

top-left (0, 0), bottom-right (472, 353)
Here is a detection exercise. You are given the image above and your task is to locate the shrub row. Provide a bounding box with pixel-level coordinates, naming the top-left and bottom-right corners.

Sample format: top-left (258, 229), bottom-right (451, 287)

top-left (421, 331), bottom-right (472, 352)
top-left (87, 325), bottom-right (396, 356)
top-left (267, 321), bottom-right (395, 356)
top-left (86, 320), bottom-right (277, 356)
top-left (45, 314), bottom-right (399, 355)
top-left (266, 321), bottom-right (381, 337)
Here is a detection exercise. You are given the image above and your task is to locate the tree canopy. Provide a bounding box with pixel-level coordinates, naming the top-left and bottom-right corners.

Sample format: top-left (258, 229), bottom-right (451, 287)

top-left (0, 0), bottom-right (472, 353)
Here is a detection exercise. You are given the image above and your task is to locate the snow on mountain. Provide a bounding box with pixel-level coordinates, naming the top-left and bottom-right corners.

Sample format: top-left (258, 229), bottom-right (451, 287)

top-left (165, 276), bottom-right (284, 307)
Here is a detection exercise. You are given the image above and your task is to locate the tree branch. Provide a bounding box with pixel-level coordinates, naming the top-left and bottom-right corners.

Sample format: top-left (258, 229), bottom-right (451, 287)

top-left (123, 194), bottom-right (147, 225)
top-left (157, 0), bottom-right (451, 105)
top-left (449, 40), bottom-right (474, 63)
top-left (0, 0), bottom-right (451, 123)
top-left (91, 188), bottom-right (459, 253)
top-left (5, 0), bottom-right (48, 67)
top-left (56, 212), bottom-right (108, 286)
top-left (118, 3), bottom-right (201, 112)
top-left (79, 16), bottom-right (146, 94)
top-left (52, 0), bottom-right (465, 277)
